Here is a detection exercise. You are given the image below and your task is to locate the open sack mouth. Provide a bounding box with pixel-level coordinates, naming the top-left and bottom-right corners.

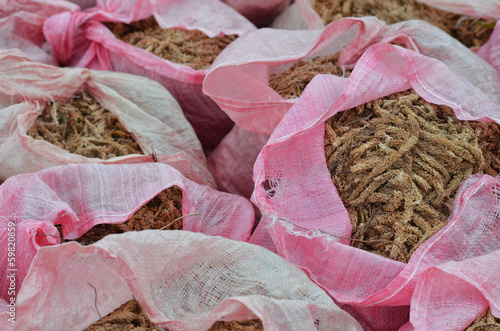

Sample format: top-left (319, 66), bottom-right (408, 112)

top-left (28, 90), bottom-right (144, 159)
top-left (56, 186), bottom-right (183, 246)
top-left (324, 89), bottom-right (500, 263)
top-left (269, 53), bottom-right (351, 99)
top-left (314, 0), bottom-right (496, 48)
top-left (105, 16), bottom-right (238, 70)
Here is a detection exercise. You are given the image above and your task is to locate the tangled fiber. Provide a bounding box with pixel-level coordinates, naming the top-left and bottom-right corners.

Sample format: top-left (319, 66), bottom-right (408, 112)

top-left (29, 91), bottom-right (143, 160)
top-left (107, 17), bottom-right (237, 70)
top-left (325, 90), bottom-right (500, 262)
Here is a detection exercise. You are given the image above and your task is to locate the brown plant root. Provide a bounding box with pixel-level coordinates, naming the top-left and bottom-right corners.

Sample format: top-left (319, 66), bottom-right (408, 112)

top-left (269, 53), bottom-right (351, 99)
top-left (466, 309), bottom-right (500, 331)
top-left (58, 186), bottom-right (183, 246)
top-left (209, 319), bottom-right (264, 331)
top-left (106, 17), bottom-right (237, 70)
top-left (314, 0), bottom-right (495, 48)
top-left (324, 90), bottom-right (500, 263)
top-left (84, 299), bottom-right (161, 331)
top-left (28, 91), bottom-right (143, 160)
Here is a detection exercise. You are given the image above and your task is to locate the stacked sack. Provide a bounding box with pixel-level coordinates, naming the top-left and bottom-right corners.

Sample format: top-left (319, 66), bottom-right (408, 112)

top-left (1, 0), bottom-right (500, 330)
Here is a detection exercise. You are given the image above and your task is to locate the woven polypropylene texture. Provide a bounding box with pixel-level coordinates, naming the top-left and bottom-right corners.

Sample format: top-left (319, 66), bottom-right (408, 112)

top-left (274, 0), bottom-right (500, 29)
top-left (416, 0), bottom-right (500, 19)
top-left (43, 0), bottom-right (257, 151)
top-left (0, 162), bottom-right (255, 305)
top-left (250, 44), bottom-right (500, 329)
top-left (0, 0), bottom-right (78, 65)
top-left (204, 17), bottom-right (500, 137)
top-left (208, 125), bottom-right (268, 199)
top-left (0, 50), bottom-right (215, 187)
top-left (0, 230), bottom-right (363, 330)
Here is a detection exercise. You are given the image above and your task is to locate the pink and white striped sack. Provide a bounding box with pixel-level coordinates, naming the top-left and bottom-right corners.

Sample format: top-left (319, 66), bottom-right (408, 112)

top-left (250, 44), bottom-right (500, 330)
top-left (222, 0), bottom-right (292, 27)
top-left (0, 50), bottom-right (215, 187)
top-left (0, 162), bottom-right (255, 309)
top-left (0, 230), bottom-right (362, 330)
top-left (43, 0), bottom-right (257, 152)
top-left (0, 0), bottom-right (78, 65)
top-left (204, 17), bottom-right (500, 198)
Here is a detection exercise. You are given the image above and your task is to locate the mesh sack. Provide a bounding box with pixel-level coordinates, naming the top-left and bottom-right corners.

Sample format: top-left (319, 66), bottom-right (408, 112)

top-left (415, 1), bottom-right (500, 74)
top-left (65, 0), bottom-right (96, 10)
top-left (406, 220), bottom-right (500, 330)
top-left (43, 0), bottom-right (256, 152)
top-left (0, 162), bottom-right (255, 307)
top-left (0, 230), bottom-right (362, 330)
top-left (207, 125), bottom-right (268, 199)
top-left (204, 17), bottom-right (500, 137)
top-left (272, 0), bottom-right (498, 38)
top-left (0, 0), bottom-right (78, 65)
top-left (0, 49), bottom-right (215, 187)
top-left (222, 0), bottom-right (292, 27)
top-left (249, 44), bottom-right (500, 329)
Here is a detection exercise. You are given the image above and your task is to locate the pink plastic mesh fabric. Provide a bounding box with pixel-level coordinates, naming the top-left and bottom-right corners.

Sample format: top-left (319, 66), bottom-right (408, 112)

top-left (43, 0), bottom-right (257, 152)
top-left (222, 0), bottom-right (291, 27)
top-left (0, 230), bottom-right (362, 330)
top-left (273, 0), bottom-right (500, 30)
top-left (415, 1), bottom-right (500, 75)
top-left (249, 44), bottom-right (500, 329)
top-left (204, 16), bottom-right (500, 137)
top-left (0, 0), bottom-right (78, 65)
top-left (0, 50), bottom-right (215, 188)
top-left (208, 125), bottom-right (268, 199)
top-left (0, 162), bottom-right (255, 305)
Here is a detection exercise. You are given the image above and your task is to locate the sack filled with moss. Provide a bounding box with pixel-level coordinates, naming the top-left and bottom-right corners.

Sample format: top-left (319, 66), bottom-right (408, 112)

top-left (250, 44), bottom-right (500, 330)
top-left (273, 0), bottom-right (496, 49)
top-left (0, 229), bottom-right (362, 330)
top-left (204, 18), bottom-right (500, 199)
top-left (43, 0), bottom-right (256, 153)
top-left (0, 50), bottom-right (215, 188)
top-left (0, 162), bottom-right (255, 305)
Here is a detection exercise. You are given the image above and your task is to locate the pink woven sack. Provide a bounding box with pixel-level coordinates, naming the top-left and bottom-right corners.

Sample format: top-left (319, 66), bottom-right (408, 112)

top-left (207, 125), bottom-right (268, 198)
top-left (0, 230), bottom-right (362, 330)
top-left (272, 0), bottom-right (499, 37)
top-left (222, 0), bottom-right (292, 27)
top-left (43, 0), bottom-right (256, 152)
top-left (0, 162), bottom-right (255, 308)
top-left (414, 1), bottom-right (500, 75)
top-left (406, 207), bottom-right (500, 330)
top-left (250, 44), bottom-right (500, 329)
top-left (204, 17), bottom-right (500, 137)
top-left (0, 50), bottom-right (215, 188)
top-left (0, 0), bottom-right (78, 65)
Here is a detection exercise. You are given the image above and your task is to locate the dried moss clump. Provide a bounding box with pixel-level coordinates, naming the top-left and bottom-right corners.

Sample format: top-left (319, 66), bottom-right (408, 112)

top-left (84, 299), bottom-right (161, 331)
top-left (324, 90), bottom-right (500, 263)
top-left (107, 17), bottom-right (237, 70)
top-left (269, 53), bottom-right (351, 99)
top-left (59, 186), bottom-right (183, 246)
top-left (85, 298), bottom-right (263, 331)
top-left (209, 320), bottom-right (264, 331)
top-left (28, 91), bottom-right (143, 160)
top-left (314, 0), bottom-right (495, 48)
top-left (466, 309), bottom-right (500, 331)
